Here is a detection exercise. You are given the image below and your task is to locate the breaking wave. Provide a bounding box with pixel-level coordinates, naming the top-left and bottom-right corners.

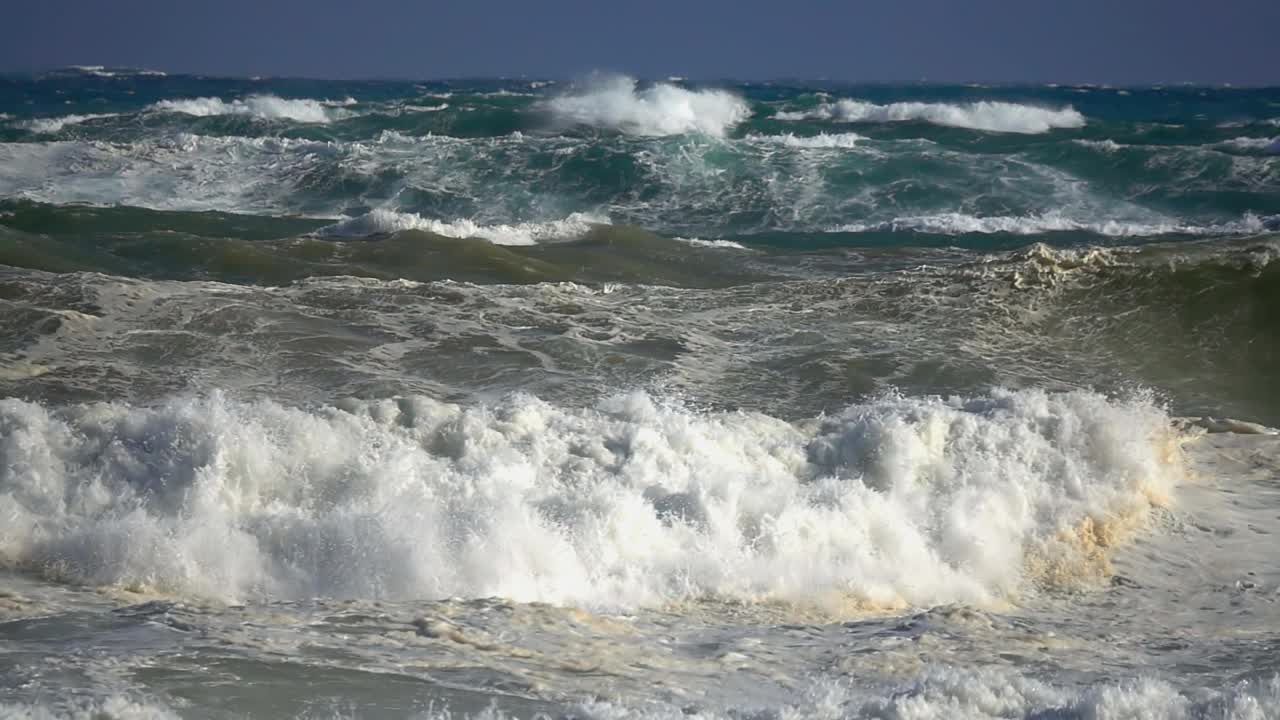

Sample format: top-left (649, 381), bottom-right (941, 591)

top-left (833, 211), bottom-right (1278, 237)
top-left (545, 75), bottom-right (750, 137)
top-left (316, 208), bottom-right (608, 244)
top-left (742, 132), bottom-right (865, 148)
top-left (0, 388), bottom-right (1182, 609)
top-left (13, 113), bottom-right (119, 134)
top-left (148, 95), bottom-right (352, 123)
top-left (777, 99), bottom-right (1086, 134)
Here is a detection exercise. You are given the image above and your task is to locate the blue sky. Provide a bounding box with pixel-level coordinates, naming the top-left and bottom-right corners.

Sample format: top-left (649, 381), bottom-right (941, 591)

top-left (5, 0), bottom-right (1278, 83)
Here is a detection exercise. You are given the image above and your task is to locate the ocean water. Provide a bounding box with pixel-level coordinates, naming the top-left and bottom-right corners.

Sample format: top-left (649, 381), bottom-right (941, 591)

top-left (0, 67), bottom-right (1279, 719)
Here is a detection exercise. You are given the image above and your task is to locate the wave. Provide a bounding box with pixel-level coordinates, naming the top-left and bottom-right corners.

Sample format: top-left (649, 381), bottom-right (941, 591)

top-left (1072, 138), bottom-right (1126, 152)
top-left (1221, 117), bottom-right (1280, 129)
top-left (832, 211), bottom-right (1278, 237)
top-left (316, 208), bottom-right (608, 245)
top-left (777, 100), bottom-right (1086, 134)
top-left (741, 132), bottom-right (865, 148)
top-left (12, 113), bottom-right (119, 134)
top-left (402, 102), bottom-right (450, 112)
top-left (674, 237), bottom-right (749, 250)
top-left (63, 65), bottom-right (167, 78)
top-left (545, 75), bottom-right (750, 137)
top-left (147, 95), bottom-right (352, 123)
top-left (1217, 136), bottom-right (1280, 154)
top-left (0, 128), bottom-right (1269, 241)
top-left (0, 388), bottom-right (1182, 608)
top-left (563, 670), bottom-right (1280, 720)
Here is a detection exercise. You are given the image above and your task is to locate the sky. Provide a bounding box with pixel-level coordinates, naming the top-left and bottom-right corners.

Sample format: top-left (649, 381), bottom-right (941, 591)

top-left (4, 0), bottom-right (1279, 84)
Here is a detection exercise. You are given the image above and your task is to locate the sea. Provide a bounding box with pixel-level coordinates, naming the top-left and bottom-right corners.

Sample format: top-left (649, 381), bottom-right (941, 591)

top-left (0, 66), bottom-right (1279, 719)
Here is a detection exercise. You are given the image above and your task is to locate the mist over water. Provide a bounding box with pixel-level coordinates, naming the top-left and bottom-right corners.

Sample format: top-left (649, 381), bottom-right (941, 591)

top-left (1, 68), bottom-right (1279, 718)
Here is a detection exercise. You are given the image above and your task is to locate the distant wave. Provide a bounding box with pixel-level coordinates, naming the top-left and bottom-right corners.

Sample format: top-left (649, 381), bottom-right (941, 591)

top-left (65, 65), bottom-right (166, 78)
top-left (148, 95), bottom-right (353, 123)
top-left (777, 100), bottom-right (1085, 134)
top-left (832, 211), bottom-right (1277, 237)
top-left (317, 208), bottom-right (608, 245)
top-left (545, 75), bottom-right (750, 137)
top-left (13, 113), bottom-right (118, 134)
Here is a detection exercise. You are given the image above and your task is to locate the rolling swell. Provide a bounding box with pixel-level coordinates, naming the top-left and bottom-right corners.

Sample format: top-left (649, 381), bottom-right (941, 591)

top-left (0, 205), bottom-right (770, 286)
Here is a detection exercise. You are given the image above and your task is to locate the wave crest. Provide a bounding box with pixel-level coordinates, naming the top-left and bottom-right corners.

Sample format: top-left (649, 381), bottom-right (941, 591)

top-left (832, 211), bottom-right (1276, 237)
top-left (317, 208), bottom-right (608, 245)
top-left (546, 76), bottom-right (750, 137)
top-left (148, 95), bottom-right (351, 123)
top-left (13, 113), bottom-right (118, 134)
top-left (778, 99), bottom-right (1085, 134)
top-left (742, 132), bottom-right (865, 148)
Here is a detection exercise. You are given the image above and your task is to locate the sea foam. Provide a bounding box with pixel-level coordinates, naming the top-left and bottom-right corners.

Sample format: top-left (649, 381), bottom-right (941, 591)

top-left (317, 208), bottom-right (607, 244)
top-left (546, 75), bottom-right (750, 137)
top-left (0, 388), bottom-right (1182, 609)
top-left (742, 132), bottom-right (865, 148)
top-left (777, 99), bottom-right (1085, 134)
top-left (832, 211), bottom-right (1274, 237)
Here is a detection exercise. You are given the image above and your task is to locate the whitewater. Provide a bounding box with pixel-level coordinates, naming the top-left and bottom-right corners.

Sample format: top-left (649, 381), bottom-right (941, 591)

top-left (1, 69), bottom-right (1279, 719)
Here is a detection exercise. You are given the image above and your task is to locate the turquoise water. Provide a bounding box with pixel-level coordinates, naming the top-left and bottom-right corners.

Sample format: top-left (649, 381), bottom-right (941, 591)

top-left (1, 68), bottom-right (1279, 719)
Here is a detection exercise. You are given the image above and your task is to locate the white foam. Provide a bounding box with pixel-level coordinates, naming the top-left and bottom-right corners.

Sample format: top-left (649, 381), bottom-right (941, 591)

top-left (14, 113), bottom-right (118, 134)
top-left (1073, 138), bottom-right (1126, 152)
top-left (317, 208), bottom-right (607, 245)
top-left (148, 95), bottom-right (350, 123)
top-left (0, 135), bottom-right (352, 215)
top-left (1218, 136), bottom-right (1280, 154)
top-left (546, 75), bottom-right (750, 137)
top-left (0, 388), bottom-right (1181, 608)
top-left (67, 65), bottom-right (166, 78)
top-left (849, 668), bottom-right (1280, 720)
top-left (402, 102), bottom-right (450, 113)
top-left (407, 670), bottom-right (1280, 720)
top-left (742, 132), bottom-right (865, 148)
top-left (674, 237), bottom-right (749, 250)
top-left (833, 211), bottom-right (1274, 237)
top-left (0, 696), bottom-right (178, 720)
top-left (777, 100), bottom-right (1086, 134)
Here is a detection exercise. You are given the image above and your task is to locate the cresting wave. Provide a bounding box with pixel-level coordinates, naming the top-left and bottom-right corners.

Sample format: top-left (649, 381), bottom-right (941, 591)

top-left (742, 131), bottom-right (865, 148)
top-left (12, 113), bottom-right (119, 134)
top-left (317, 208), bottom-right (609, 245)
top-left (833, 211), bottom-right (1279, 236)
top-left (777, 99), bottom-right (1086, 133)
top-left (545, 75), bottom-right (751, 136)
top-left (0, 388), bottom-right (1182, 609)
top-left (148, 94), bottom-right (353, 123)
